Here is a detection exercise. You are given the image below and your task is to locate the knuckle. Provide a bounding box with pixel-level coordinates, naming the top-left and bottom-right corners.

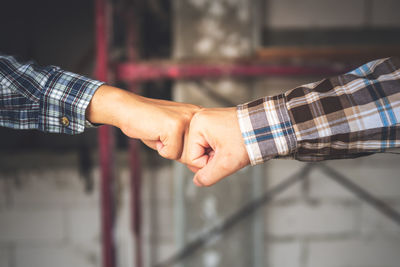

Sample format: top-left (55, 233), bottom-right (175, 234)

top-left (170, 117), bottom-right (186, 132)
top-left (158, 148), bottom-right (179, 160)
top-left (180, 104), bottom-right (203, 123)
top-left (219, 156), bottom-right (232, 173)
top-left (190, 109), bottom-right (206, 125)
top-left (190, 104), bottom-right (203, 115)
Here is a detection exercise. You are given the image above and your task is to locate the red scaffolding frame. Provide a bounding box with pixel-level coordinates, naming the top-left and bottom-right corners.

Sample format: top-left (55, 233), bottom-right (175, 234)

top-left (93, 1), bottom-right (350, 267)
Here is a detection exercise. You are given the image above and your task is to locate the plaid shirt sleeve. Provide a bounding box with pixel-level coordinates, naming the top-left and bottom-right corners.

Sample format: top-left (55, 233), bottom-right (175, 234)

top-left (0, 55), bottom-right (104, 134)
top-left (238, 57), bottom-right (400, 165)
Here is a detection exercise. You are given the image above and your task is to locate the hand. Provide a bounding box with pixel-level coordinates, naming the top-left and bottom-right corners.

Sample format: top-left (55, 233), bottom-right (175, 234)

top-left (86, 85), bottom-right (201, 159)
top-left (184, 107), bottom-right (250, 186)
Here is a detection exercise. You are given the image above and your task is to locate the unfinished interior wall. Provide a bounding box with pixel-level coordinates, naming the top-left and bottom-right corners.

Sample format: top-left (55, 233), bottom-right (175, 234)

top-left (173, 0), bottom-right (400, 267)
top-left (0, 152), bottom-right (101, 267)
top-left (0, 151), bottom-right (176, 267)
top-left (255, 80), bottom-right (400, 267)
top-left (173, 0), bottom-right (264, 266)
top-left (258, 1), bottom-right (400, 266)
top-left (0, 1), bottom-right (400, 267)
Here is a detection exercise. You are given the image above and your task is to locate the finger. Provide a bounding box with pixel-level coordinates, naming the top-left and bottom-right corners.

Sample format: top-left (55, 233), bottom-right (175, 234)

top-left (186, 165), bottom-right (200, 173)
top-left (193, 176), bottom-right (203, 187)
top-left (193, 150), bottom-right (234, 187)
top-left (190, 154), bottom-right (209, 169)
top-left (142, 139), bottom-right (158, 150)
top-left (186, 130), bottom-right (209, 169)
top-left (157, 128), bottom-right (184, 160)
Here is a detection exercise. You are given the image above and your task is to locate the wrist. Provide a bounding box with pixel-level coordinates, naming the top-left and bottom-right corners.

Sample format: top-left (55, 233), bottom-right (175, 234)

top-left (86, 85), bottom-right (129, 129)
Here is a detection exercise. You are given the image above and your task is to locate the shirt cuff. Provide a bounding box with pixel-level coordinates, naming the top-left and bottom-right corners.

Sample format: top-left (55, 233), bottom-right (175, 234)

top-left (39, 69), bottom-right (104, 134)
top-left (237, 94), bottom-right (297, 165)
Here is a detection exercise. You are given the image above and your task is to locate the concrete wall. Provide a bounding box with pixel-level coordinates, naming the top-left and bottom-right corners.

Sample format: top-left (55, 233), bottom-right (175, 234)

top-left (1, 145), bottom-right (399, 267)
top-left (173, 1), bottom-right (265, 266)
top-left (265, 0), bottom-right (400, 28)
top-left (0, 152), bottom-right (175, 267)
top-left (0, 152), bottom-right (101, 267)
top-left (1, 1), bottom-right (400, 267)
top-left (254, 79), bottom-right (400, 267)
top-left (260, 3), bottom-right (400, 265)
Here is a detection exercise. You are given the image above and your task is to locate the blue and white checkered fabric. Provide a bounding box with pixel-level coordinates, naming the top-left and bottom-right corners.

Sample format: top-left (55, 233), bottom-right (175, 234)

top-left (0, 55), bottom-right (103, 134)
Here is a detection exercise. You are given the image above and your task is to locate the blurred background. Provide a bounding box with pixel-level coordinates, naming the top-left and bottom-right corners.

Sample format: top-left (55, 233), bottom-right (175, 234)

top-left (1, 0), bottom-right (400, 267)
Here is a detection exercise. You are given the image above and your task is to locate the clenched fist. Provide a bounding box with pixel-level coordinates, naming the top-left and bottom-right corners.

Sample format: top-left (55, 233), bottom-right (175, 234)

top-left (183, 107), bottom-right (250, 186)
top-left (86, 85), bottom-right (201, 160)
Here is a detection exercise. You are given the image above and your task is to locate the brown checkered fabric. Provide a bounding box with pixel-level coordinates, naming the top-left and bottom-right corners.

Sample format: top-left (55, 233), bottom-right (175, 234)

top-left (237, 57), bottom-right (400, 165)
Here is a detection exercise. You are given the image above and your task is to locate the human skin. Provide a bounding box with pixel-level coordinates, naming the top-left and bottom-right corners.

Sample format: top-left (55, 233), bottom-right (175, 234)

top-left (86, 84), bottom-right (201, 160)
top-left (183, 107), bottom-right (250, 187)
top-left (86, 85), bottom-right (250, 186)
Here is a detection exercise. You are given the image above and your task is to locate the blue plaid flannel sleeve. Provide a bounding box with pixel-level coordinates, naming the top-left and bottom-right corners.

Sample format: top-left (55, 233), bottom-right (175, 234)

top-left (237, 57), bottom-right (400, 165)
top-left (0, 55), bottom-right (104, 134)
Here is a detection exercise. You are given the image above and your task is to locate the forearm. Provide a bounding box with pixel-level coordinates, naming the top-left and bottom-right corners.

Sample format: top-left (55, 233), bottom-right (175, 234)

top-left (238, 57), bottom-right (400, 165)
top-left (85, 84), bottom-right (127, 130)
top-left (87, 84), bottom-right (201, 159)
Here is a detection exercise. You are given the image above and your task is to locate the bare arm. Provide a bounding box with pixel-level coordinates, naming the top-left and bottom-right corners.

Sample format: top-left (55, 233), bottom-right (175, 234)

top-left (86, 84), bottom-right (200, 159)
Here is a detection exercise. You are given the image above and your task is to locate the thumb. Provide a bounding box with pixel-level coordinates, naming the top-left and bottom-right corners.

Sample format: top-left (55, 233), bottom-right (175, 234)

top-left (157, 132), bottom-right (183, 160)
top-left (193, 150), bottom-right (232, 187)
top-left (185, 124), bottom-right (210, 169)
top-left (156, 141), bottom-right (164, 152)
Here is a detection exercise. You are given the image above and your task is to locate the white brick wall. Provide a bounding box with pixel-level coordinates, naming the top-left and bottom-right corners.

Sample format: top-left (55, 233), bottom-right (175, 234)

top-left (1, 4), bottom-right (400, 266)
top-left (66, 208), bottom-right (100, 244)
top-left (15, 244), bottom-right (100, 267)
top-left (0, 210), bottom-right (64, 242)
top-left (308, 238), bottom-right (400, 267)
top-left (256, 76), bottom-right (400, 267)
top-left (9, 168), bottom-right (98, 209)
top-left (266, 0), bottom-right (365, 28)
top-left (266, 241), bottom-right (302, 267)
top-left (308, 168), bottom-right (359, 200)
top-left (360, 203), bottom-right (400, 235)
top-left (0, 152), bottom-right (175, 267)
top-left (0, 246), bottom-right (10, 267)
top-left (115, 239), bottom-right (134, 267)
top-left (264, 159), bottom-right (306, 201)
top-left (324, 154), bottom-right (400, 199)
top-left (0, 178), bottom-right (8, 210)
top-left (157, 243), bottom-right (176, 263)
top-left (1, 125), bottom-right (399, 267)
top-left (371, 0), bottom-right (400, 27)
top-left (266, 0), bottom-right (400, 29)
top-left (266, 202), bottom-right (357, 237)
top-left (1, 2), bottom-right (398, 267)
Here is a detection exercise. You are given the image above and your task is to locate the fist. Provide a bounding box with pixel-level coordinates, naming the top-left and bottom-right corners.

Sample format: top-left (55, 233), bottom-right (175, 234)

top-left (183, 107), bottom-right (250, 186)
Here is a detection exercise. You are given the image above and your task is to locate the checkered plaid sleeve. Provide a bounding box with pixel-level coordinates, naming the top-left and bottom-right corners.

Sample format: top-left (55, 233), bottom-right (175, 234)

top-left (0, 55), bottom-right (104, 134)
top-left (238, 57), bottom-right (400, 165)
top-left (237, 94), bottom-right (297, 165)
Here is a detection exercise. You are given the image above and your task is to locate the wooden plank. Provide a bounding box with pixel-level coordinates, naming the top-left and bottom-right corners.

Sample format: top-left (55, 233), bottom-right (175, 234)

top-left (257, 46), bottom-right (400, 62)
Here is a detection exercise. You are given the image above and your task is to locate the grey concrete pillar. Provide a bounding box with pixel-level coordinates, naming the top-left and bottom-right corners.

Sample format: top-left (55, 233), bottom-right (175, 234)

top-left (173, 1), bottom-right (264, 266)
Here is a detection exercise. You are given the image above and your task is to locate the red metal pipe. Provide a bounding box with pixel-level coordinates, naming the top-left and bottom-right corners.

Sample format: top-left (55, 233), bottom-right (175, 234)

top-left (95, 0), bottom-right (108, 82)
top-left (116, 61), bottom-right (348, 82)
top-left (129, 136), bottom-right (142, 267)
top-left (98, 126), bottom-right (115, 267)
top-left (95, 0), bottom-right (116, 267)
top-left (125, 2), bottom-right (143, 266)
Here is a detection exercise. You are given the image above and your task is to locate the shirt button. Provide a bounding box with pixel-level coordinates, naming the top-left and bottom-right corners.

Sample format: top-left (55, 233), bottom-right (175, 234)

top-left (60, 116), bottom-right (70, 127)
